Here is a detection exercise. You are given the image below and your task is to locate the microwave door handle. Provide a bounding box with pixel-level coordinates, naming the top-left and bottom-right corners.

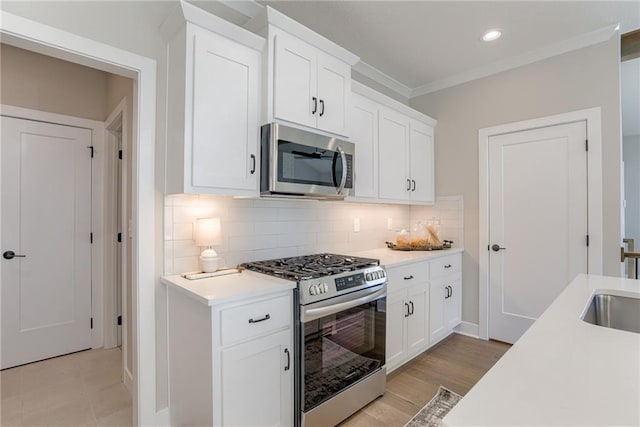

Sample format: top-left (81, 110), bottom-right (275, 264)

top-left (336, 146), bottom-right (348, 195)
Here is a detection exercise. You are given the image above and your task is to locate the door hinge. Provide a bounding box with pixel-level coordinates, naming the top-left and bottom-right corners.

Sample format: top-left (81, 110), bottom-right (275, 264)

top-left (117, 315), bottom-right (122, 326)
top-left (90, 317), bottom-right (93, 329)
top-left (117, 232), bottom-right (122, 243)
top-left (586, 235), bottom-right (590, 247)
top-left (90, 232), bottom-right (93, 244)
top-left (118, 149), bottom-right (123, 160)
top-left (585, 139), bottom-right (588, 151)
top-left (88, 146), bottom-right (94, 158)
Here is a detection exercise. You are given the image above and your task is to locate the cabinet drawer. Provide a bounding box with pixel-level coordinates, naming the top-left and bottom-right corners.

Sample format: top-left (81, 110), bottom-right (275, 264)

top-left (430, 254), bottom-right (461, 279)
top-left (387, 260), bottom-right (429, 286)
top-left (221, 294), bottom-right (291, 347)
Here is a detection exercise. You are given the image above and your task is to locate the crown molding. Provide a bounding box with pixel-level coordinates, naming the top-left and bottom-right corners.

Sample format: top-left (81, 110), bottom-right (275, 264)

top-left (411, 23), bottom-right (620, 98)
top-left (353, 60), bottom-right (412, 99)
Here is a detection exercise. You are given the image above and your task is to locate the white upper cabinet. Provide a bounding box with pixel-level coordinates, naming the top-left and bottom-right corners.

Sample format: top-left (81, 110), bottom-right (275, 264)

top-left (255, 7), bottom-right (359, 138)
top-left (273, 32), bottom-right (317, 129)
top-left (272, 30), bottom-right (351, 136)
top-left (350, 93), bottom-right (379, 199)
top-left (379, 108), bottom-right (411, 201)
top-left (409, 120), bottom-right (435, 204)
top-left (316, 51), bottom-right (351, 136)
top-left (350, 82), bottom-right (437, 205)
top-left (162, 4), bottom-right (264, 196)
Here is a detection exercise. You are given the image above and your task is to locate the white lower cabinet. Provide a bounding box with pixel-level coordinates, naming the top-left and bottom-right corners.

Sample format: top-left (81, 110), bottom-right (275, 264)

top-left (168, 288), bottom-right (293, 426)
top-left (385, 262), bottom-right (429, 372)
top-left (221, 329), bottom-right (292, 426)
top-left (385, 254), bottom-right (463, 372)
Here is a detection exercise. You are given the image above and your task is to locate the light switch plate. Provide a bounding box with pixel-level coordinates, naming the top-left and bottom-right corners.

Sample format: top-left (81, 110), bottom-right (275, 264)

top-left (353, 218), bottom-right (360, 232)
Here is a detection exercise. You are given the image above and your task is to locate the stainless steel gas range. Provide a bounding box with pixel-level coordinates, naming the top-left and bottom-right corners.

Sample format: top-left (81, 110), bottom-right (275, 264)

top-left (242, 253), bottom-right (387, 427)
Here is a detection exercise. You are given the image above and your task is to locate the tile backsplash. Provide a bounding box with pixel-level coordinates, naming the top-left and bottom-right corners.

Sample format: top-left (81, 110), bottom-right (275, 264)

top-left (164, 195), bottom-right (464, 275)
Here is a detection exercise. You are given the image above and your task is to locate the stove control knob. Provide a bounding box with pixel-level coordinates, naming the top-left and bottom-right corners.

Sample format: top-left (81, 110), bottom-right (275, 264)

top-left (374, 271), bottom-right (381, 279)
top-left (365, 273), bottom-right (372, 281)
top-left (321, 283), bottom-right (329, 293)
top-left (309, 285), bottom-right (318, 295)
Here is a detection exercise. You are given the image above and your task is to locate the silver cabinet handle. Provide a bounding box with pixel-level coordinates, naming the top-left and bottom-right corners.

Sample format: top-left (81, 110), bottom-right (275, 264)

top-left (248, 314), bottom-right (270, 324)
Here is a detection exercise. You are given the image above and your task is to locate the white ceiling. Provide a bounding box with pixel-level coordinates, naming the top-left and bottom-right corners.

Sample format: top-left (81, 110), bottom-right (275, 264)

top-left (254, 1), bottom-right (639, 96)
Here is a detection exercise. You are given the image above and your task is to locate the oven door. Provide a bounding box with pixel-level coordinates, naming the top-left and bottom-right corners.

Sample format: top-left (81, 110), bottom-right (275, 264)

top-left (300, 284), bottom-right (386, 413)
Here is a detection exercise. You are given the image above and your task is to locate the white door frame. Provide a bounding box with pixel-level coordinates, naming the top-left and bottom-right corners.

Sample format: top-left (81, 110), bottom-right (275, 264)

top-left (478, 107), bottom-right (603, 340)
top-left (0, 104), bottom-right (106, 350)
top-left (0, 11), bottom-right (162, 425)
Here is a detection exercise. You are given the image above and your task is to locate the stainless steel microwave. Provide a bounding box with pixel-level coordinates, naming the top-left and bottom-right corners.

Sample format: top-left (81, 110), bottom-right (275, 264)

top-left (260, 123), bottom-right (354, 199)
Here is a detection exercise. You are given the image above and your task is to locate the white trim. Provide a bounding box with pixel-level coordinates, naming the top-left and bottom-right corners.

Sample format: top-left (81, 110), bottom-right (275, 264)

top-left (478, 107), bottom-right (603, 340)
top-left (264, 6), bottom-right (359, 65)
top-left (0, 104), bottom-right (106, 350)
top-left (0, 10), bottom-right (163, 425)
top-left (352, 80), bottom-right (437, 127)
top-left (412, 24), bottom-right (619, 97)
top-left (160, 0), bottom-right (265, 50)
top-left (103, 97), bottom-right (128, 354)
top-left (454, 321), bottom-right (480, 339)
top-left (353, 61), bottom-right (412, 99)
top-left (124, 365), bottom-right (134, 395)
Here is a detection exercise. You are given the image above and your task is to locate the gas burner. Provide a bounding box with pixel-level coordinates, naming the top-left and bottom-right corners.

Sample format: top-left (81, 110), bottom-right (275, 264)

top-left (241, 253), bottom-right (379, 281)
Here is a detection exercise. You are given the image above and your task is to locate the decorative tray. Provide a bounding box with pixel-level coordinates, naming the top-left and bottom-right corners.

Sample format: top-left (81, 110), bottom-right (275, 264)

top-left (385, 240), bottom-right (453, 251)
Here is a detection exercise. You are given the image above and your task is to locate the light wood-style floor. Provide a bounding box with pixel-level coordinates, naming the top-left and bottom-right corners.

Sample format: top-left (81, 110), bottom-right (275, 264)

top-left (0, 347), bottom-right (131, 426)
top-left (340, 334), bottom-right (511, 427)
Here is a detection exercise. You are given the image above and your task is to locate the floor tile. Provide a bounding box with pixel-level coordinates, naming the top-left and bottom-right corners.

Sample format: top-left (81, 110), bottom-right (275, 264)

top-left (90, 383), bottom-right (132, 419)
top-left (20, 398), bottom-right (97, 426)
top-left (97, 405), bottom-right (133, 427)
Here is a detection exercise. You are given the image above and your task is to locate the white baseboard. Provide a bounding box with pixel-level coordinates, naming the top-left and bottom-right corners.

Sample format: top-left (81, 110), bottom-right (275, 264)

top-left (454, 321), bottom-right (481, 339)
top-left (153, 407), bottom-right (170, 426)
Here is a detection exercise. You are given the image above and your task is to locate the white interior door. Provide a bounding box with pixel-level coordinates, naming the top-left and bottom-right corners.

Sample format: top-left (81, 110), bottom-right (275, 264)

top-left (1, 116), bottom-right (92, 369)
top-left (489, 121), bottom-right (588, 344)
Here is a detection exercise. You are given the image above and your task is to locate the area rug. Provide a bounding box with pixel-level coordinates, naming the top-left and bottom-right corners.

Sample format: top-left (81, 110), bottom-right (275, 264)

top-left (404, 386), bottom-right (462, 427)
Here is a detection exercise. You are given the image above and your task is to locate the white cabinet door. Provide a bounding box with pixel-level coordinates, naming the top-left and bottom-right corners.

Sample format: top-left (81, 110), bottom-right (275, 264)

top-left (273, 32), bottom-right (317, 129)
top-left (316, 51), bottom-right (350, 136)
top-left (192, 31), bottom-right (260, 192)
top-left (350, 93), bottom-right (378, 199)
top-left (409, 120), bottom-right (435, 204)
top-left (429, 279), bottom-right (447, 345)
top-left (406, 282), bottom-right (429, 357)
top-left (445, 275), bottom-right (462, 330)
top-left (379, 108), bottom-right (410, 201)
top-left (385, 289), bottom-right (407, 371)
top-left (221, 329), bottom-right (293, 427)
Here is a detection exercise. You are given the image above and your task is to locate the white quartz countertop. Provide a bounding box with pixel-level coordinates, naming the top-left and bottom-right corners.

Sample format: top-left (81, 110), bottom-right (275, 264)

top-left (161, 270), bottom-right (295, 306)
top-left (443, 274), bottom-right (640, 426)
top-left (350, 247), bottom-right (464, 268)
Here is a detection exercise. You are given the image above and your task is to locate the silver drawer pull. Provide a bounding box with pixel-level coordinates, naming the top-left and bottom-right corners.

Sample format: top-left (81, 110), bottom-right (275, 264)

top-left (404, 275), bottom-right (414, 280)
top-left (248, 314), bottom-right (271, 324)
top-left (444, 264), bottom-right (452, 269)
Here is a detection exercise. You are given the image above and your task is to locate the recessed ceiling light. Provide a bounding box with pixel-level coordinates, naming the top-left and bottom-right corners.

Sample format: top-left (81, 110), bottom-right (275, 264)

top-left (482, 29), bottom-right (502, 42)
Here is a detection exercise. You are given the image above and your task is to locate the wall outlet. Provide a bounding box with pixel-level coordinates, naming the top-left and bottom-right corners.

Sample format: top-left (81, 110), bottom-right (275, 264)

top-left (353, 218), bottom-right (360, 232)
top-left (387, 218), bottom-right (393, 230)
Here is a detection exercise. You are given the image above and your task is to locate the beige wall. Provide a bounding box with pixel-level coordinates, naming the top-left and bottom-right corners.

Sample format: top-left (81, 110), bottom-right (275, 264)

top-left (0, 44), bottom-right (108, 120)
top-left (410, 37), bottom-right (622, 325)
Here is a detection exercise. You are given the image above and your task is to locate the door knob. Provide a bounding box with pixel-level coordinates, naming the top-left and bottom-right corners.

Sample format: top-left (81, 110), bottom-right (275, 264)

top-left (491, 244), bottom-right (506, 252)
top-left (3, 250), bottom-right (26, 260)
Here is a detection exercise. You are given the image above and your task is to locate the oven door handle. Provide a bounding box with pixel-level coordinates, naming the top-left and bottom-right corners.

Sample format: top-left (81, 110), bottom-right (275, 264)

top-left (301, 285), bottom-right (386, 322)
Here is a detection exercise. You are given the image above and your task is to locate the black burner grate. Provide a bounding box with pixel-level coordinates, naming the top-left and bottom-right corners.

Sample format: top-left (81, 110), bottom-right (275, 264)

top-left (241, 253), bottom-right (379, 281)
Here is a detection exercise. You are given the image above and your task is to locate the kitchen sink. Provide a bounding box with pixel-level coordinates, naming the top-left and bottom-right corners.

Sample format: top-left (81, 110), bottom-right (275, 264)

top-left (582, 293), bottom-right (640, 334)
